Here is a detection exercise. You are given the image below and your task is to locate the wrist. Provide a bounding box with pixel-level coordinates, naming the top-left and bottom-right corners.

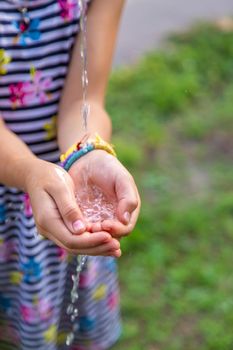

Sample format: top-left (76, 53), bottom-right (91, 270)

top-left (60, 134), bottom-right (116, 172)
top-left (57, 101), bottom-right (112, 152)
top-left (19, 156), bottom-right (41, 192)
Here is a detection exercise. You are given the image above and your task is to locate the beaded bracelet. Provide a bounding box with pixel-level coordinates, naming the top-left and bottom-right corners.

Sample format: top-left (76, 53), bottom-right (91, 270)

top-left (60, 133), bottom-right (116, 171)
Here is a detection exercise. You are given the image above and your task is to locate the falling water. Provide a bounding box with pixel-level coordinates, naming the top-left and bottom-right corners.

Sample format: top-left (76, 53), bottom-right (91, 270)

top-left (65, 1), bottom-right (116, 347)
top-left (65, 1), bottom-right (89, 346)
top-left (79, 0), bottom-right (90, 132)
top-left (65, 254), bottom-right (87, 347)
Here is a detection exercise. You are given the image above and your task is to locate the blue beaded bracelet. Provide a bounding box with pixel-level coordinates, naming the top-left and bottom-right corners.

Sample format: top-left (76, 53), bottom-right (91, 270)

top-left (62, 143), bottom-right (95, 171)
top-left (60, 134), bottom-right (116, 171)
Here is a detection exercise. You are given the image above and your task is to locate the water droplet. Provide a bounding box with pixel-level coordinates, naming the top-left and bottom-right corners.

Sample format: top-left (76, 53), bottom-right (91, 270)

top-left (71, 313), bottom-right (78, 322)
top-left (66, 332), bottom-right (74, 346)
top-left (82, 71), bottom-right (88, 87)
top-left (66, 304), bottom-right (74, 315)
top-left (76, 266), bottom-right (82, 274)
top-left (72, 274), bottom-right (78, 283)
top-left (71, 292), bottom-right (79, 303)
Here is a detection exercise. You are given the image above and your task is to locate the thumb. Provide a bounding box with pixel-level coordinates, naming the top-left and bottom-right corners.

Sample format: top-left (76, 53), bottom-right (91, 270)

top-left (117, 197), bottom-right (138, 225)
top-left (115, 175), bottom-right (139, 225)
top-left (50, 182), bottom-right (86, 234)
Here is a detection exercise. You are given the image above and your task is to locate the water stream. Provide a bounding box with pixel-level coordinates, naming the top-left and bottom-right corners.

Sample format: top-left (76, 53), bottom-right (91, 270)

top-left (79, 0), bottom-right (90, 132)
top-left (65, 1), bottom-right (89, 345)
top-left (65, 1), bottom-right (116, 346)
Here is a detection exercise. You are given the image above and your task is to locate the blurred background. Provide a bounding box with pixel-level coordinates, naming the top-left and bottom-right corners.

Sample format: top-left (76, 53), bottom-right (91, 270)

top-left (107, 1), bottom-right (233, 349)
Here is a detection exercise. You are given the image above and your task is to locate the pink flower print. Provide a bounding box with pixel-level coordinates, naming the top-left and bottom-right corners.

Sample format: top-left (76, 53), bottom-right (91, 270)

top-left (107, 291), bottom-right (119, 310)
top-left (21, 305), bottom-right (36, 323)
top-left (58, 0), bottom-right (78, 21)
top-left (24, 70), bottom-right (52, 104)
top-left (0, 240), bottom-right (16, 262)
top-left (57, 247), bottom-right (68, 261)
top-left (9, 82), bottom-right (27, 108)
top-left (38, 298), bottom-right (53, 321)
top-left (21, 298), bottom-right (52, 324)
top-left (22, 193), bottom-right (32, 217)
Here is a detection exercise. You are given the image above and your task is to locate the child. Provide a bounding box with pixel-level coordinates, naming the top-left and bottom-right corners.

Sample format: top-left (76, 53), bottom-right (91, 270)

top-left (0, 0), bottom-right (140, 349)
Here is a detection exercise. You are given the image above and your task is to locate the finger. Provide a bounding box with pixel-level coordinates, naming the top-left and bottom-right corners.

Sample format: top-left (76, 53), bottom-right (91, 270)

top-left (101, 249), bottom-right (122, 258)
top-left (47, 173), bottom-right (86, 234)
top-left (92, 219), bottom-right (130, 236)
top-left (115, 173), bottom-right (140, 225)
top-left (102, 219), bottom-right (133, 237)
top-left (102, 219), bottom-right (130, 236)
top-left (46, 230), bottom-right (121, 256)
top-left (36, 191), bottom-right (112, 250)
top-left (68, 249), bottom-right (122, 258)
top-left (46, 227), bottom-right (114, 251)
top-left (69, 239), bottom-right (120, 256)
top-left (102, 196), bottom-right (140, 238)
top-left (90, 222), bottom-right (102, 233)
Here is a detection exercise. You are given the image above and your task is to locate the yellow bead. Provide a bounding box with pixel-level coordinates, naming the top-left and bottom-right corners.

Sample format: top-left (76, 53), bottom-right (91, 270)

top-left (60, 133), bottom-right (117, 165)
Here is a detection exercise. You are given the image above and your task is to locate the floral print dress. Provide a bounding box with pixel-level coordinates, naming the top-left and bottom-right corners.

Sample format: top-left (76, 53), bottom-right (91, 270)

top-left (0, 1), bottom-right (121, 349)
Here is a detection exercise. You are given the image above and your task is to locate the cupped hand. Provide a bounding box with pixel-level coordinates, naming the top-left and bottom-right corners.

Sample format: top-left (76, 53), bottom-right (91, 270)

top-left (68, 149), bottom-right (141, 238)
top-left (24, 158), bottom-right (121, 257)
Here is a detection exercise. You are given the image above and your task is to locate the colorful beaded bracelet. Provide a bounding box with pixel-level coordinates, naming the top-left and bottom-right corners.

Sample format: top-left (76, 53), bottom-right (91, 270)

top-left (60, 133), bottom-right (116, 171)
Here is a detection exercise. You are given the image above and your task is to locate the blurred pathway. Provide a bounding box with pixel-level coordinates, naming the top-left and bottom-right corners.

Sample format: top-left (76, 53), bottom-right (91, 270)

top-left (113, 0), bottom-right (233, 67)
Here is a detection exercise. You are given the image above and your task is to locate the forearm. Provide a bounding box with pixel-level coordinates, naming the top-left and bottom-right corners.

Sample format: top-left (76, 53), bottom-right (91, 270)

top-left (57, 100), bottom-right (112, 153)
top-left (0, 118), bottom-right (37, 190)
top-left (57, 0), bottom-right (124, 153)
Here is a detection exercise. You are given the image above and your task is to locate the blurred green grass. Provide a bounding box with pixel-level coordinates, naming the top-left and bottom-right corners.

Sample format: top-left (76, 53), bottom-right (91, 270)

top-left (107, 23), bottom-right (233, 350)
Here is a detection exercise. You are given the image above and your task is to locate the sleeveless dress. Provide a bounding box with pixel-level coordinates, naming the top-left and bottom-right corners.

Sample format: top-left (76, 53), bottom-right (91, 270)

top-left (0, 1), bottom-right (121, 349)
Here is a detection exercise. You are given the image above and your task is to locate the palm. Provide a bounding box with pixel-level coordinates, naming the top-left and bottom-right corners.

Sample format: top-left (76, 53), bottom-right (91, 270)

top-left (69, 150), bottom-right (119, 209)
top-left (68, 150), bottom-right (140, 237)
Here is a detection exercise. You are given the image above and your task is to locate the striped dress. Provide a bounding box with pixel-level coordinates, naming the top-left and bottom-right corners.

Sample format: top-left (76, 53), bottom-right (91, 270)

top-left (0, 1), bottom-right (121, 349)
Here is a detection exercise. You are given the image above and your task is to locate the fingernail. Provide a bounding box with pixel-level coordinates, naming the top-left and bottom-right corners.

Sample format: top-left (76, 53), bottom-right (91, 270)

top-left (103, 234), bottom-right (111, 242)
top-left (114, 241), bottom-right (120, 250)
top-left (123, 211), bottom-right (130, 224)
top-left (73, 220), bottom-right (85, 233)
top-left (115, 249), bottom-right (122, 258)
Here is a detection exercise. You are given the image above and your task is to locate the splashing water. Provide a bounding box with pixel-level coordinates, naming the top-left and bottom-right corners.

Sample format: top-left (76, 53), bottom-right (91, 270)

top-left (76, 185), bottom-right (117, 222)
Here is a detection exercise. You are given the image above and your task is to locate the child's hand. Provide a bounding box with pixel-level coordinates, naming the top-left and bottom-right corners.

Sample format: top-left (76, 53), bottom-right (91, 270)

top-left (68, 150), bottom-right (141, 238)
top-left (24, 159), bottom-right (121, 257)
